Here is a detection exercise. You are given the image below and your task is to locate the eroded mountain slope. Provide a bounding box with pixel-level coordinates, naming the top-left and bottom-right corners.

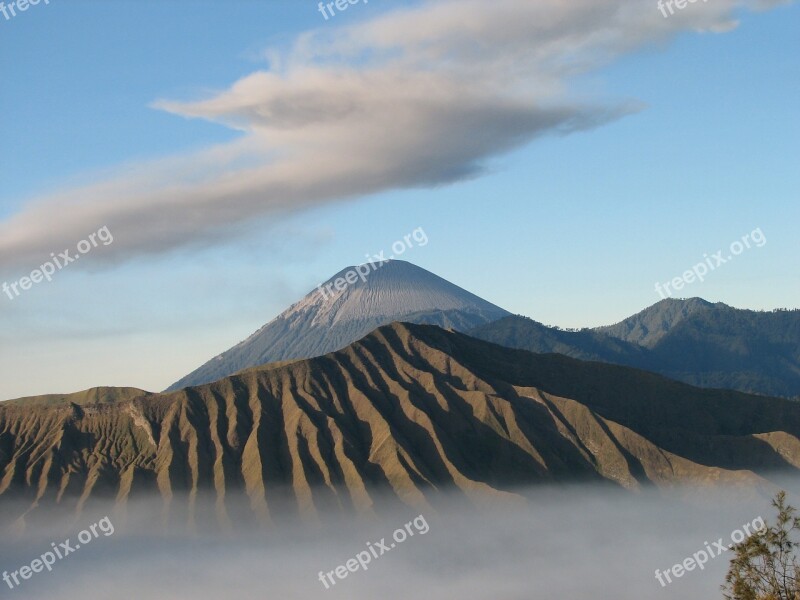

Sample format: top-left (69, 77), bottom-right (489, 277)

top-left (2, 323), bottom-right (797, 530)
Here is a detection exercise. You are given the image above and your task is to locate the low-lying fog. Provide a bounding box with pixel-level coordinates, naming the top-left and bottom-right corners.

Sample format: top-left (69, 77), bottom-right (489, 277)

top-left (4, 479), bottom-right (800, 600)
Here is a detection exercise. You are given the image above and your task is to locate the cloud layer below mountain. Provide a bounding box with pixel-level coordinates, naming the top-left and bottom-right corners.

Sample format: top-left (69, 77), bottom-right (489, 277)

top-left (0, 485), bottom-right (792, 600)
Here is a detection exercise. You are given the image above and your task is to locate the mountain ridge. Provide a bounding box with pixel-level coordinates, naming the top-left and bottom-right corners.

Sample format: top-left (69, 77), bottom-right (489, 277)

top-left (2, 322), bottom-right (798, 529)
top-left (469, 298), bottom-right (800, 398)
top-left (2, 386), bottom-right (151, 407)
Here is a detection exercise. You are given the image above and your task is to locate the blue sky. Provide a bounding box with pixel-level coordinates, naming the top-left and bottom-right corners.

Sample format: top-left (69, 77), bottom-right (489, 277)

top-left (1, 0), bottom-right (797, 399)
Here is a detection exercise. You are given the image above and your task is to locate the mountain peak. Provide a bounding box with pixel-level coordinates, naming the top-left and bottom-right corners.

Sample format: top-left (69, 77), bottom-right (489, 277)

top-left (167, 261), bottom-right (509, 390)
top-left (596, 296), bottom-right (719, 347)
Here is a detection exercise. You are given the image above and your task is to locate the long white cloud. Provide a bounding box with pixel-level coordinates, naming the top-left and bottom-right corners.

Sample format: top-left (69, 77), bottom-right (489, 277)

top-left (0, 0), bottom-right (787, 269)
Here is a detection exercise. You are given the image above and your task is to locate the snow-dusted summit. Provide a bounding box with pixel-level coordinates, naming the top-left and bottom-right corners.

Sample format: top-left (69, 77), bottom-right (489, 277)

top-left (167, 260), bottom-right (509, 390)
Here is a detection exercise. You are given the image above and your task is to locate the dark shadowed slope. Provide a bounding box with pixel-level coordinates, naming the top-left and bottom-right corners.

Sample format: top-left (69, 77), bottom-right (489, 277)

top-left (469, 299), bottom-right (800, 397)
top-left (468, 315), bottom-right (649, 365)
top-left (595, 297), bottom-right (716, 347)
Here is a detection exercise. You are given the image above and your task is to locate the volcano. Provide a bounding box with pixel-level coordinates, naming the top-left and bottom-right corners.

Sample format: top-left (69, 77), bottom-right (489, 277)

top-left (167, 260), bottom-right (510, 390)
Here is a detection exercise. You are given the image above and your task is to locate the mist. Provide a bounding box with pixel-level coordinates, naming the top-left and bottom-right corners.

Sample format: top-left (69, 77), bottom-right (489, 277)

top-left (2, 480), bottom-right (799, 600)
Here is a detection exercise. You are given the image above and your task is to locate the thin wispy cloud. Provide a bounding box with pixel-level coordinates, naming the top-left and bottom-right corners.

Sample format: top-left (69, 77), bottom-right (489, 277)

top-left (0, 0), bottom-right (787, 270)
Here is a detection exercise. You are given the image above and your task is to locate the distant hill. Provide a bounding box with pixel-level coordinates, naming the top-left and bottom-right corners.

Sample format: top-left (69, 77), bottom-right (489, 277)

top-left (167, 260), bottom-right (509, 390)
top-left (2, 386), bottom-right (151, 407)
top-left (2, 322), bottom-right (799, 528)
top-left (467, 314), bottom-right (648, 365)
top-left (595, 297), bottom-right (715, 347)
top-left (469, 299), bottom-right (800, 398)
